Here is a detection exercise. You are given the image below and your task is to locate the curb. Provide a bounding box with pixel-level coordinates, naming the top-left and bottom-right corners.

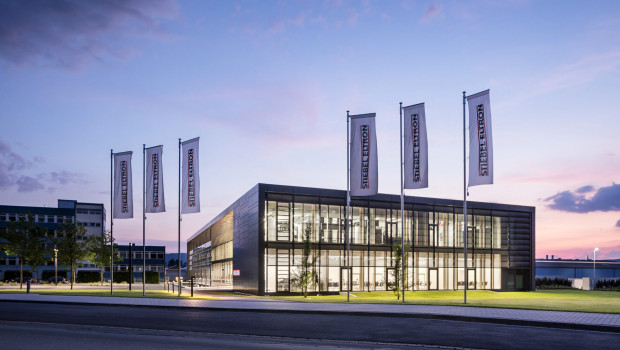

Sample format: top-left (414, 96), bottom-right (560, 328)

top-left (1, 298), bottom-right (619, 334)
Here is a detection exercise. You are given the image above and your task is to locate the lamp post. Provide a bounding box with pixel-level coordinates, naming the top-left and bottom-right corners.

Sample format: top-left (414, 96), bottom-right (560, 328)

top-left (53, 248), bottom-right (58, 286)
top-left (129, 243), bottom-right (134, 291)
top-left (593, 247), bottom-right (599, 283)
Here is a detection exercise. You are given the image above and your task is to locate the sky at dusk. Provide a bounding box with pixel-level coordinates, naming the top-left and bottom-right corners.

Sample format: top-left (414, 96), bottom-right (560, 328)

top-left (1, 0), bottom-right (619, 258)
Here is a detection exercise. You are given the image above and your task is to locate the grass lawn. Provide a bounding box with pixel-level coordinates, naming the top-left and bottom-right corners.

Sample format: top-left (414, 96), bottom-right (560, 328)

top-left (270, 289), bottom-right (620, 314)
top-left (0, 285), bottom-right (217, 300)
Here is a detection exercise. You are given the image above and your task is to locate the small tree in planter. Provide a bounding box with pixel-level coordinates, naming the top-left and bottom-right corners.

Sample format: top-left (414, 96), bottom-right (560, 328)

top-left (291, 224), bottom-right (318, 298)
top-left (391, 242), bottom-right (403, 300)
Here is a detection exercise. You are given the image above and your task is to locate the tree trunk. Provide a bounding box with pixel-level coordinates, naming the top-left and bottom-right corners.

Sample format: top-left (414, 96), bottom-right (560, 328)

top-left (19, 258), bottom-right (23, 290)
top-left (70, 262), bottom-right (75, 290)
top-left (100, 266), bottom-right (104, 286)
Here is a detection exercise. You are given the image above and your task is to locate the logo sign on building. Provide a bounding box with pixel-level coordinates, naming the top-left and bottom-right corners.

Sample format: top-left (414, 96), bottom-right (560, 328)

top-left (467, 90), bottom-right (493, 186)
top-left (233, 270), bottom-right (241, 277)
top-left (181, 137), bottom-right (200, 214)
top-left (403, 103), bottom-right (428, 189)
top-left (350, 113), bottom-right (378, 196)
top-left (146, 145), bottom-right (165, 213)
top-left (113, 151), bottom-right (133, 219)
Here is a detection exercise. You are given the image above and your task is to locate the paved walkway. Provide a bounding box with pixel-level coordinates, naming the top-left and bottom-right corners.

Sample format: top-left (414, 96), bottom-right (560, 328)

top-left (1, 292), bottom-right (619, 333)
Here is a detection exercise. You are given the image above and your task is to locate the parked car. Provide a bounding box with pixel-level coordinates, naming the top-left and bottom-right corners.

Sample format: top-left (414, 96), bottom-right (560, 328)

top-left (10, 277), bottom-right (33, 283)
top-left (45, 276), bottom-right (67, 283)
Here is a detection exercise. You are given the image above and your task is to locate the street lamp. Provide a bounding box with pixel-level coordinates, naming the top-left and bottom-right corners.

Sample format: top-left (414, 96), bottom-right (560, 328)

top-left (593, 247), bottom-right (599, 282)
top-left (129, 243), bottom-right (134, 291)
top-left (53, 248), bottom-right (58, 286)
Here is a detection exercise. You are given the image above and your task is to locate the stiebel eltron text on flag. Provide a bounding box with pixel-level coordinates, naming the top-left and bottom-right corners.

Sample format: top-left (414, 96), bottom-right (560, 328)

top-left (350, 113), bottom-right (378, 196)
top-left (181, 137), bottom-right (200, 214)
top-left (467, 89), bottom-right (493, 186)
top-left (403, 103), bottom-right (428, 189)
top-left (113, 151), bottom-right (133, 219)
top-left (146, 145), bottom-right (165, 213)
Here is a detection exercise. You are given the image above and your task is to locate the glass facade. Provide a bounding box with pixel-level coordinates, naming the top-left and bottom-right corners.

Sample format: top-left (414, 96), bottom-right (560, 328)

top-left (264, 200), bottom-right (515, 294)
top-left (187, 184), bottom-right (534, 295)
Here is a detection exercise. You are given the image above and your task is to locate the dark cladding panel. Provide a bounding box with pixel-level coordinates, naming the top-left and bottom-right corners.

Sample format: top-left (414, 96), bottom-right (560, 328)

top-left (232, 186), bottom-right (261, 294)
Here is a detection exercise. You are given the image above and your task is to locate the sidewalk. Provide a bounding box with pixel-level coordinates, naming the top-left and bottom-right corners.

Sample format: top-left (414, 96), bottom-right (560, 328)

top-left (1, 291), bottom-right (619, 333)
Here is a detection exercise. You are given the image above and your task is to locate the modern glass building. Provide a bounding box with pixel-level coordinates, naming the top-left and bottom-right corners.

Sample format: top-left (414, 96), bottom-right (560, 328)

top-left (187, 184), bottom-right (535, 295)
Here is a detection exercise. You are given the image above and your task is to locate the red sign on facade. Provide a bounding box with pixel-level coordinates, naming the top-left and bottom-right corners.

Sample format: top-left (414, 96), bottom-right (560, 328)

top-left (233, 270), bottom-right (240, 277)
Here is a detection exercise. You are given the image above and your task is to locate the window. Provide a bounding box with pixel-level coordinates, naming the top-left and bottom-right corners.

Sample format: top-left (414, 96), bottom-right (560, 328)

top-left (90, 210), bottom-right (102, 215)
top-left (47, 216), bottom-right (54, 223)
top-left (0, 213), bottom-right (6, 221)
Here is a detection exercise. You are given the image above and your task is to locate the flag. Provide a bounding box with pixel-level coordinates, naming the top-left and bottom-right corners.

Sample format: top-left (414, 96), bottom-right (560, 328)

top-left (145, 145), bottom-right (165, 213)
top-left (350, 113), bottom-right (378, 196)
top-left (181, 137), bottom-right (200, 213)
top-left (113, 151), bottom-right (133, 219)
top-left (403, 103), bottom-right (428, 189)
top-left (467, 89), bottom-right (493, 186)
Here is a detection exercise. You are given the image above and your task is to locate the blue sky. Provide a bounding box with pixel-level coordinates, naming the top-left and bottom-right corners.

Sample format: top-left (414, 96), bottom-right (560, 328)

top-left (1, 0), bottom-right (619, 258)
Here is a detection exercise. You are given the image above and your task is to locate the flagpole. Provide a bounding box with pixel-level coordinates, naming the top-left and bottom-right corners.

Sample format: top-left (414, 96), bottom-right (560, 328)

top-left (346, 110), bottom-right (350, 303)
top-left (463, 91), bottom-right (468, 304)
top-left (400, 102), bottom-right (405, 303)
top-left (110, 149), bottom-right (114, 295)
top-left (142, 144), bottom-right (146, 296)
top-left (178, 138), bottom-right (182, 296)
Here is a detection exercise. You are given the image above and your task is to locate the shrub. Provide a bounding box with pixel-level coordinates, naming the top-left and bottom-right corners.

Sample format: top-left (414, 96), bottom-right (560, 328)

top-left (595, 279), bottom-right (620, 290)
top-left (113, 271), bottom-right (132, 283)
top-left (145, 271), bottom-right (160, 284)
top-left (77, 270), bottom-right (100, 283)
top-left (535, 276), bottom-right (572, 289)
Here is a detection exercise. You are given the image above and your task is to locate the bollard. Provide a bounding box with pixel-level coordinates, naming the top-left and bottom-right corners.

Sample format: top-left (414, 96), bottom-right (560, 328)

top-left (26, 279), bottom-right (31, 294)
top-left (172, 282), bottom-right (175, 293)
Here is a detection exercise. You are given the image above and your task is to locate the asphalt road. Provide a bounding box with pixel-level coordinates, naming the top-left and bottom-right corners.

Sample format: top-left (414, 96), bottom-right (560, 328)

top-left (1, 301), bottom-right (619, 349)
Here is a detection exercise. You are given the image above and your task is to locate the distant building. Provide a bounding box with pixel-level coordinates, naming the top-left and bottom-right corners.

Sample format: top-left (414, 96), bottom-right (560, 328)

top-left (188, 184), bottom-right (536, 295)
top-left (165, 266), bottom-right (187, 282)
top-left (0, 199), bottom-right (105, 281)
top-left (536, 258), bottom-right (620, 279)
top-left (105, 245), bottom-right (166, 282)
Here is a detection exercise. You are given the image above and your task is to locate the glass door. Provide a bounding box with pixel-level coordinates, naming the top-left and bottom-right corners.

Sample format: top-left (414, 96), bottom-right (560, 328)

top-left (429, 268), bottom-right (438, 290)
top-left (340, 267), bottom-right (351, 292)
top-left (467, 268), bottom-right (476, 290)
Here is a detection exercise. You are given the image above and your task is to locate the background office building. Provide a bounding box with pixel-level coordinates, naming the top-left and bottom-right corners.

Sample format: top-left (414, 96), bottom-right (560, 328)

top-left (0, 199), bottom-right (105, 281)
top-left (188, 184), bottom-right (535, 295)
top-left (536, 258), bottom-right (620, 279)
top-left (106, 245), bottom-right (167, 282)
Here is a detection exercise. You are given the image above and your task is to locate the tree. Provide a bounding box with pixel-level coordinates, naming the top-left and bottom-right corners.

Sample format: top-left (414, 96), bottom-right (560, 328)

top-left (0, 213), bottom-right (48, 288)
top-left (291, 224), bottom-right (318, 298)
top-left (87, 230), bottom-right (120, 285)
top-left (55, 220), bottom-right (92, 290)
top-left (391, 242), bottom-right (403, 300)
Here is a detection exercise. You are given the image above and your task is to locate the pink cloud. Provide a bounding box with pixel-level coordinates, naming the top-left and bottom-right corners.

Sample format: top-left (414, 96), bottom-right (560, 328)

top-left (420, 3), bottom-right (444, 23)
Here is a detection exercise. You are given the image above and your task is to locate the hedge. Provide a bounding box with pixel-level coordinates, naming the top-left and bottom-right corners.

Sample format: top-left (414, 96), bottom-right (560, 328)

top-left (77, 270), bottom-right (101, 283)
top-left (42, 270), bottom-right (68, 280)
top-left (112, 271), bottom-right (133, 283)
top-left (595, 279), bottom-right (620, 290)
top-left (111, 271), bottom-right (160, 283)
top-left (3, 270), bottom-right (32, 281)
top-left (145, 271), bottom-right (160, 284)
top-left (535, 277), bottom-right (572, 289)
